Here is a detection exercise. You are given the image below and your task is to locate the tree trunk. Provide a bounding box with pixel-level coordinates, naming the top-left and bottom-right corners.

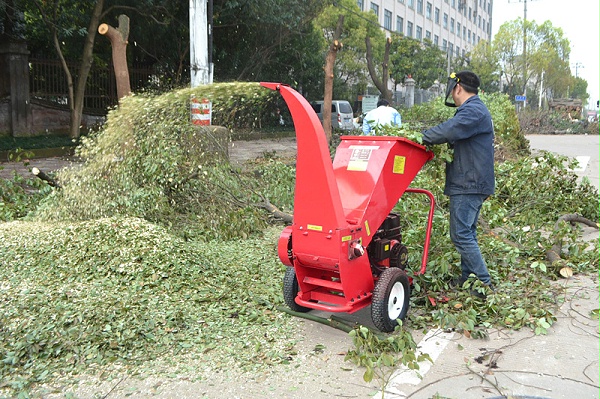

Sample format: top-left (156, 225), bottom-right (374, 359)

top-left (99, 14), bottom-right (131, 101)
top-left (365, 36), bottom-right (392, 102)
top-left (323, 14), bottom-right (344, 143)
top-left (69, 0), bottom-right (106, 139)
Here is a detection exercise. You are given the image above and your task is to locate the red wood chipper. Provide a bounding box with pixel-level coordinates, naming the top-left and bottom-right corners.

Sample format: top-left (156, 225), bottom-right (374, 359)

top-left (261, 82), bottom-right (435, 333)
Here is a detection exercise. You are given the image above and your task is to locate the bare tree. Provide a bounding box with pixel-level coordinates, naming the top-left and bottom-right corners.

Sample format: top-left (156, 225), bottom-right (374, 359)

top-left (322, 14), bottom-right (344, 143)
top-left (365, 36), bottom-right (392, 102)
top-left (33, 0), bottom-right (105, 139)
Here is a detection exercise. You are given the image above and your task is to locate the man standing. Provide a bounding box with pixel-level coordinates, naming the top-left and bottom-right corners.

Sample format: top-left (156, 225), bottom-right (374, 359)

top-left (421, 71), bottom-right (495, 295)
top-left (362, 99), bottom-right (401, 135)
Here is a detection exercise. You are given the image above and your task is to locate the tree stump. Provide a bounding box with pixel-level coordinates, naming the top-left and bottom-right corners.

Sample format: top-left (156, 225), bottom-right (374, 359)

top-left (99, 15), bottom-right (131, 101)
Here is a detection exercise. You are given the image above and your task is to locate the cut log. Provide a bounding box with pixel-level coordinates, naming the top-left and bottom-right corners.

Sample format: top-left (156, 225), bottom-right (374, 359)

top-left (32, 167), bottom-right (61, 188)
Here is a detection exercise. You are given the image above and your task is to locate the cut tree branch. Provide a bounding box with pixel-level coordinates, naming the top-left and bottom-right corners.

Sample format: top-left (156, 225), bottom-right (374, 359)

top-left (32, 167), bottom-right (61, 188)
top-left (546, 214), bottom-right (599, 266)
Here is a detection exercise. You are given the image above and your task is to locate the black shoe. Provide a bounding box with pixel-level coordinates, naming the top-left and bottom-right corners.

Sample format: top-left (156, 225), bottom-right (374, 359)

top-left (470, 284), bottom-right (495, 299)
top-left (449, 277), bottom-right (466, 289)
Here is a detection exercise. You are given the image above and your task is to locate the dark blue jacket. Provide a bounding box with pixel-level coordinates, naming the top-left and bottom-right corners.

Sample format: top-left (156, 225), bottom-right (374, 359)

top-left (422, 95), bottom-right (495, 196)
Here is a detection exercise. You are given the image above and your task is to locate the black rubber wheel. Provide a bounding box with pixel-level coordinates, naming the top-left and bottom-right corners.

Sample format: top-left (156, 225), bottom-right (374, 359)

top-left (283, 267), bottom-right (312, 313)
top-left (371, 267), bottom-right (411, 332)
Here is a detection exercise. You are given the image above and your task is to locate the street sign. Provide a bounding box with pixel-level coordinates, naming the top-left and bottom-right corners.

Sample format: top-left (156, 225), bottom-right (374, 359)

top-left (515, 95), bottom-right (527, 102)
top-left (361, 95), bottom-right (379, 113)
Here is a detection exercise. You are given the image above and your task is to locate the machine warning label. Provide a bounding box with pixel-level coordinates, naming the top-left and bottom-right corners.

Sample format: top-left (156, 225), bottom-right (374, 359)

top-left (307, 224), bottom-right (323, 231)
top-left (347, 145), bottom-right (379, 171)
top-left (393, 155), bottom-right (406, 174)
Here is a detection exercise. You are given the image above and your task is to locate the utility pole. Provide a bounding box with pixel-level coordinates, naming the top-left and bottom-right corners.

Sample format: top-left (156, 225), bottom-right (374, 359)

top-left (190, 0), bottom-right (213, 87)
top-left (509, 0), bottom-right (542, 108)
top-left (538, 70), bottom-right (544, 109)
top-left (522, 0), bottom-right (527, 108)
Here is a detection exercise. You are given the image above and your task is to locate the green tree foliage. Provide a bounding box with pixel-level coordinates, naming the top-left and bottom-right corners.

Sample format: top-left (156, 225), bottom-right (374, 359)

top-left (466, 40), bottom-right (500, 93)
top-left (314, 0), bottom-right (385, 100)
top-left (569, 76), bottom-right (589, 101)
top-left (492, 18), bottom-right (575, 103)
top-left (212, 0), bottom-right (326, 89)
top-left (389, 36), bottom-right (447, 90)
top-left (22, 0), bottom-right (191, 87)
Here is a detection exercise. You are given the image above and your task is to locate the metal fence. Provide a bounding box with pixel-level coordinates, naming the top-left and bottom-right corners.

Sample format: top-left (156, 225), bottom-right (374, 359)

top-left (29, 59), bottom-right (155, 114)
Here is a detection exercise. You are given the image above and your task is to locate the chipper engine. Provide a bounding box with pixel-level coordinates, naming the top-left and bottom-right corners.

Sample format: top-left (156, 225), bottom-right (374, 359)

top-left (261, 82), bottom-right (435, 333)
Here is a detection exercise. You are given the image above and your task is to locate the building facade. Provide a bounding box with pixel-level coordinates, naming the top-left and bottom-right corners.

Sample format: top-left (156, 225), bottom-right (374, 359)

top-left (356, 0), bottom-right (493, 59)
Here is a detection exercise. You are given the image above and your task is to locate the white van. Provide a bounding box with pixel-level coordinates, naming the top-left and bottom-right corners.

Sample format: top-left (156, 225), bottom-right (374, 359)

top-left (311, 100), bottom-right (354, 131)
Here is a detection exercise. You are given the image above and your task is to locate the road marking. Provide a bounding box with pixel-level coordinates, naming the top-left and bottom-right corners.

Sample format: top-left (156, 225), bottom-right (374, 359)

top-left (569, 156), bottom-right (590, 172)
top-left (373, 328), bottom-right (455, 398)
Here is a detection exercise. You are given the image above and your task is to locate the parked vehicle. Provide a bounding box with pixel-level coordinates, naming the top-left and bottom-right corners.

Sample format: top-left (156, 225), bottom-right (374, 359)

top-left (311, 100), bottom-right (354, 131)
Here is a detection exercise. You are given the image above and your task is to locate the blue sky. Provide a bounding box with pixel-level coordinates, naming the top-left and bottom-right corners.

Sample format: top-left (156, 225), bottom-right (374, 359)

top-left (491, 0), bottom-right (599, 108)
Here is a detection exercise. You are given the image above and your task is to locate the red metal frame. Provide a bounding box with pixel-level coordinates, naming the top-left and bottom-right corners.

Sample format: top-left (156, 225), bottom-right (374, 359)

top-left (404, 188), bottom-right (436, 276)
top-left (261, 82), bottom-right (435, 314)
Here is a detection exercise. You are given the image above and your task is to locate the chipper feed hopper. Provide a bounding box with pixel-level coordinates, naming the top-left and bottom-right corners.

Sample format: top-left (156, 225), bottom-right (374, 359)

top-left (261, 82), bottom-right (435, 333)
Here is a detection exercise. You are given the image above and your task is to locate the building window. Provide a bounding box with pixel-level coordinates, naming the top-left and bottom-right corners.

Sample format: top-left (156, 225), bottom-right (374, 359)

top-left (450, 18), bottom-right (455, 33)
top-left (417, 0), bottom-right (423, 14)
top-left (384, 9), bottom-right (392, 29)
top-left (371, 2), bottom-right (379, 17)
top-left (469, 7), bottom-right (472, 20)
top-left (451, 0), bottom-right (456, 7)
top-left (408, 0), bottom-right (414, 8)
top-left (416, 26), bottom-right (423, 40)
top-left (407, 21), bottom-right (414, 37)
top-left (434, 35), bottom-right (439, 46)
top-left (448, 43), bottom-right (454, 55)
top-left (435, 8), bottom-right (440, 24)
top-left (457, 22), bottom-right (461, 37)
top-left (443, 13), bottom-right (448, 29)
top-left (426, 2), bottom-right (432, 18)
top-left (426, 30), bottom-right (431, 40)
top-left (442, 39), bottom-right (448, 52)
top-left (478, 15), bottom-right (482, 28)
top-left (396, 16), bottom-right (404, 33)
top-left (463, 26), bottom-right (466, 38)
top-left (357, 0), bottom-right (364, 11)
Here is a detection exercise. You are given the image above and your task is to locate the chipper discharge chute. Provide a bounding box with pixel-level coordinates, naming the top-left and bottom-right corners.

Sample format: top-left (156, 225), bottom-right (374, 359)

top-left (261, 82), bottom-right (435, 333)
